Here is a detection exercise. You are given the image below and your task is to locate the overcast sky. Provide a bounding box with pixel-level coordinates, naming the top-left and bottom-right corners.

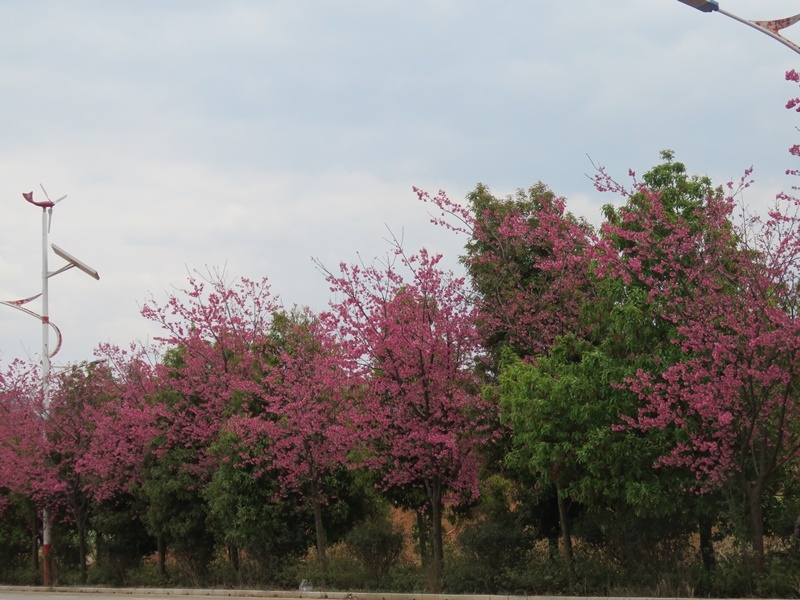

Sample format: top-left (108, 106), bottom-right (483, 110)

top-left (2, 0), bottom-right (800, 365)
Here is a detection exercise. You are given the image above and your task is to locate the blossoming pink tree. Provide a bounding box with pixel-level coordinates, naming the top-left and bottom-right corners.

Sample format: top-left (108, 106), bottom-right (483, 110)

top-left (226, 308), bottom-right (357, 570)
top-left (595, 160), bottom-right (800, 570)
top-left (0, 359), bottom-right (51, 515)
top-left (415, 184), bottom-right (595, 569)
top-left (0, 357), bottom-right (134, 582)
top-left (75, 343), bottom-right (162, 504)
top-left (322, 244), bottom-right (498, 587)
top-left (136, 270), bottom-right (282, 571)
top-left (415, 184), bottom-right (595, 362)
top-left (139, 271), bottom-right (280, 478)
top-left (0, 359), bottom-right (87, 581)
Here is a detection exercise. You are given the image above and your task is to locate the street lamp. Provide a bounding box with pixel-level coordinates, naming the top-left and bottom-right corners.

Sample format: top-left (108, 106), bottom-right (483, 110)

top-left (677, 1), bottom-right (800, 56)
top-left (678, 0), bottom-right (719, 13)
top-left (2, 185), bottom-right (100, 586)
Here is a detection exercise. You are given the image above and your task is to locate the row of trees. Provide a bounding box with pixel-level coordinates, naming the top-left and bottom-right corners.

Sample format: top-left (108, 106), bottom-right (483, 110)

top-left (417, 146), bottom-right (800, 578)
top-left (3, 72), bottom-right (800, 597)
top-left (0, 241), bottom-right (496, 589)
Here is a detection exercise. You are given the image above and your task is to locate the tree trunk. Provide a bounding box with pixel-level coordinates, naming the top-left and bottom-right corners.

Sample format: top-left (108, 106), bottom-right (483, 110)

top-left (228, 544), bottom-right (240, 574)
top-left (78, 523), bottom-right (88, 584)
top-left (428, 481), bottom-right (444, 593)
top-left (744, 485), bottom-right (765, 573)
top-left (228, 544), bottom-right (240, 585)
top-left (555, 478), bottom-right (575, 583)
top-left (698, 514), bottom-right (716, 570)
top-left (416, 509), bottom-right (430, 567)
top-left (157, 535), bottom-right (167, 577)
top-left (31, 513), bottom-right (39, 574)
top-left (310, 475), bottom-right (328, 573)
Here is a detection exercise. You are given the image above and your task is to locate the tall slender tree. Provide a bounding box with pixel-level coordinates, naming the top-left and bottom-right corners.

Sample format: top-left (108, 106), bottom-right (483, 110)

top-left (322, 244), bottom-right (498, 589)
top-left (227, 308), bottom-right (357, 571)
top-left (416, 183), bottom-right (594, 571)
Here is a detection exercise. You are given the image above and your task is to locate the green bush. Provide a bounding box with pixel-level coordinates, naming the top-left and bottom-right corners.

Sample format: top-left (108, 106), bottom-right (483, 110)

top-left (288, 552), bottom-right (365, 591)
top-left (0, 495), bottom-right (34, 576)
top-left (345, 517), bottom-right (405, 589)
top-left (488, 554), bottom-right (576, 596)
top-left (0, 567), bottom-right (40, 586)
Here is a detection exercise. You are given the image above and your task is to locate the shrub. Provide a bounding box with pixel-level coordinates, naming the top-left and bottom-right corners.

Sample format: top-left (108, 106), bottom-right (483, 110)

top-left (345, 517), bottom-right (405, 589)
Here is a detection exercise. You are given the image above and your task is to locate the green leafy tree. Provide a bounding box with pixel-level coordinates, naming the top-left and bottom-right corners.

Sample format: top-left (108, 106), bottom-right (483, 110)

top-left (501, 154), bottom-right (728, 573)
top-left (203, 434), bottom-right (312, 580)
top-left (417, 182), bottom-right (593, 573)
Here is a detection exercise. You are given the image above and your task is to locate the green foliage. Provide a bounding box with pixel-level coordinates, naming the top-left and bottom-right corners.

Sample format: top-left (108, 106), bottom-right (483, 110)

top-left (497, 153), bottom-right (736, 532)
top-left (448, 516), bottom-right (534, 593)
top-left (465, 182), bottom-right (559, 302)
top-left (203, 441), bottom-right (312, 564)
top-left (573, 506), bottom-right (695, 580)
top-left (463, 181), bottom-right (592, 373)
top-left (137, 449), bottom-right (216, 576)
top-left (499, 337), bottom-right (670, 513)
top-left (601, 149), bottom-right (721, 231)
top-left (316, 466), bottom-right (380, 546)
top-left (345, 515), bottom-right (405, 588)
top-left (0, 493), bottom-right (35, 581)
top-left (91, 493), bottom-right (156, 585)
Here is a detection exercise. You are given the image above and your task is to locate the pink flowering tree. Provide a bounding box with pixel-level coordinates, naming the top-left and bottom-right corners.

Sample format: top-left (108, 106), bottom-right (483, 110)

top-left (137, 270), bottom-right (282, 573)
top-left (415, 184), bottom-right (595, 364)
top-left (416, 184), bottom-right (595, 570)
top-left (139, 271), bottom-right (279, 475)
top-left (0, 356), bottom-right (134, 582)
top-left (44, 360), bottom-right (122, 582)
top-left (595, 153), bottom-right (800, 570)
top-left (226, 307), bottom-right (358, 571)
top-left (321, 244), bottom-right (498, 587)
top-left (0, 360), bottom-right (53, 540)
top-left (76, 343), bottom-right (162, 505)
top-left (0, 359), bottom-right (80, 581)
top-left (66, 344), bottom-right (169, 575)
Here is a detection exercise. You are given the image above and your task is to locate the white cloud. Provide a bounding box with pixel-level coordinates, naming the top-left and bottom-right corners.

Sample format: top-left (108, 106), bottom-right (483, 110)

top-left (3, 0), bottom-right (800, 363)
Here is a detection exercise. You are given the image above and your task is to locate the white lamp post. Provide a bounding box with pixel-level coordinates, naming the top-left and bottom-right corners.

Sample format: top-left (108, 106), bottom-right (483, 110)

top-left (677, 0), bottom-right (800, 56)
top-left (6, 185), bottom-right (100, 586)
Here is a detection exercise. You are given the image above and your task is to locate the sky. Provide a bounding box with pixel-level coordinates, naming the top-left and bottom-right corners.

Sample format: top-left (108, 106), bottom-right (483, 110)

top-left (2, 0), bottom-right (800, 366)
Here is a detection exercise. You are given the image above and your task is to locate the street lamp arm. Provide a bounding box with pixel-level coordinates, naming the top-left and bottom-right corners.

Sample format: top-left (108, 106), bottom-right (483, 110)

top-left (0, 298), bottom-right (64, 358)
top-left (677, 1), bottom-right (800, 56)
top-left (718, 8), bottom-right (800, 56)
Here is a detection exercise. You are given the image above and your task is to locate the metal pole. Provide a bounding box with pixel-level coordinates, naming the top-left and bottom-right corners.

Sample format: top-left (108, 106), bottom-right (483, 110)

top-left (40, 206), bottom-right (53, 587)
top-left (11, 187), bottom-right (98, 586)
